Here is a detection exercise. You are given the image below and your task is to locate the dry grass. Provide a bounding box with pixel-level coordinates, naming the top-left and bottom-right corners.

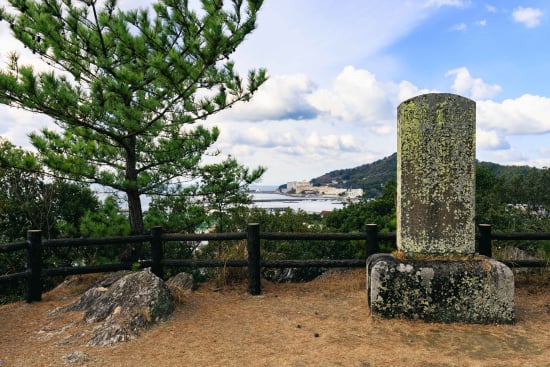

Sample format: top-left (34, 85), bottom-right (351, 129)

top-left (1, 268), bottom-right (549, 367)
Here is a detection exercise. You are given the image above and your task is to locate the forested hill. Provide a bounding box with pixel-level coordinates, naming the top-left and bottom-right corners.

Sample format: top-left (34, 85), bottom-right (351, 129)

top-left (310, 153), bottom-right (536, 198)
top-left (476, 161), bottom-right (532, 177)
top-left (310, 154), bottom-right (397, 198)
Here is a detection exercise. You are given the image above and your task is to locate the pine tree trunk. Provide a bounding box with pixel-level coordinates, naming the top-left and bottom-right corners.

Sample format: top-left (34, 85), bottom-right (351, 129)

top-left (122, 188), bottom-right (144, 262)
top-left (121, 136), bottom-right (144, 262)
top-left (128, 189), bottom-right (144, 235)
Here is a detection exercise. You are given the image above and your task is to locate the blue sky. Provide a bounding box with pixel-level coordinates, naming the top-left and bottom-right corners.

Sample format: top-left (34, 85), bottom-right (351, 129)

top-left (1, 0), bottom-right (550, 185)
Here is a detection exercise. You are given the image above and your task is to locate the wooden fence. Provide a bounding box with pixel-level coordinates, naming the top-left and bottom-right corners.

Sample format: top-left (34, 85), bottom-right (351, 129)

top-left (1, 223), bottom-right (549, 303)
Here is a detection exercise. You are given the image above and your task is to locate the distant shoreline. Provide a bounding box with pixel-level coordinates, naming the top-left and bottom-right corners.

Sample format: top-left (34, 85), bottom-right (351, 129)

top-left (250, 186), bottom-right (353, 201)
top-left (250, 192), bottom-right (347, 213)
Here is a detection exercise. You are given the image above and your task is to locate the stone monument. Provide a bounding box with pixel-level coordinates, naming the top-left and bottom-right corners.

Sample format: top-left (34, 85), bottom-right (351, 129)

top-left (366, 93), bottom-right (515, 323)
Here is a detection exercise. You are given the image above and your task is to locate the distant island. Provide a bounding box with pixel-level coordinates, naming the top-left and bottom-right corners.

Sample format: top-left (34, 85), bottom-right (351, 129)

top-left (280, 153), bottom-right (537, 199)
top-left (281, 180), bottom-right (363, 200)
top-left (310, 153), bottom-right (397, 198)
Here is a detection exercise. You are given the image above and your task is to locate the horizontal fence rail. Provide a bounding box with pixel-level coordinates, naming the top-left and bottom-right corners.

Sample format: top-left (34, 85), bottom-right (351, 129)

top-left (44, 234), bottom-right (154, 248)
top-left (0, 241), bottom-right (28, 253)
top-left (0, 223), bottom-right (549, 302)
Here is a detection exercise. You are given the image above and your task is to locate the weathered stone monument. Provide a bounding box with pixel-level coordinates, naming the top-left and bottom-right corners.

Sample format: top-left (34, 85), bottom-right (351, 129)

top-left (366, 93), bottom-right (515, 323)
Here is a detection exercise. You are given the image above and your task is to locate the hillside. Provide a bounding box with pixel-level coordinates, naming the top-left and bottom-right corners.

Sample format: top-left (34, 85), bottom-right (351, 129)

top-left (310, 153), bottom-right (397, 197)
top-left (477, 160), bottom-right (532, 177)
top-left (310, 153), bottom-right (536, 198)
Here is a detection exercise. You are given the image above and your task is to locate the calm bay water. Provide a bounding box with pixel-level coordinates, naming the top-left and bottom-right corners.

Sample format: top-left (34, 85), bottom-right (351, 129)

top-left (251, 192), bottom-right (345, 213)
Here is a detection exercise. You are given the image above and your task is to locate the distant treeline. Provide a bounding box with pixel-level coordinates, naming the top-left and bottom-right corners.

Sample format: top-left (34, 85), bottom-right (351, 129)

top-left (310, 153), bottom-right (544, 198)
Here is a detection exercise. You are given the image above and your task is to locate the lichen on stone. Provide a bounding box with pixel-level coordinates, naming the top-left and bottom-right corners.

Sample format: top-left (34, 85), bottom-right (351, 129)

top-left (397, 93), bottom-right (476, 256)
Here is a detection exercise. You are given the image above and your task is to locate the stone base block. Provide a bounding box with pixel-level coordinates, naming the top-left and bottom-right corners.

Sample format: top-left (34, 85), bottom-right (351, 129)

top-left (366, 254), bottom-right (514, 324)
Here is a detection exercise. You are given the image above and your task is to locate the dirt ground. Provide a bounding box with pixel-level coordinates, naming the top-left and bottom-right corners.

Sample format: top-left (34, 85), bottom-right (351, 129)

top-left (1, 268), bottom-right (549, 367)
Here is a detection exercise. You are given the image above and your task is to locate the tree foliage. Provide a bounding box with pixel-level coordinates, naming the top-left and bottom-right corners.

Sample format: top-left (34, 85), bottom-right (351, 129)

top-left (144, 156), bottom-right (264, 231)
top-left (323, 179), bottom-right (397, 234)
top-left (475, 165), bottom-right (550, 229)
top-left (198, 157), bottom-right (265, 232)
top-left (0, 139), bottom-right (105, 301)
top-left (0, 0), bottom-right (267, 247)
top-left (79, 195), bottom-right (130, 237)
top-left (0, 138), bottom-right (100, 241)
top-left (474, 165), bottom-right (550, 257)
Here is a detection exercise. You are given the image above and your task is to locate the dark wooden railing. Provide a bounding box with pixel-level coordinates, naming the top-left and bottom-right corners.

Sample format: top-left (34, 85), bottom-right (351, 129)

top-left (1, 224), bottom-right (549, 302)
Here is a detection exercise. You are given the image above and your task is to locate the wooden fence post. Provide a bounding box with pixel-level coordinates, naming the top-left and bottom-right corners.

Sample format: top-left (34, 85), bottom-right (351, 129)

top-left (247, 223), bottom-right (261, 295)
top-left (478, 224), bottom-right (492, 257)
top-left (151, 226), bottom-right (164, 279)
top-left (26, 230), bottom-right (42, 303)
top-left (365, 224), bottom-right (379, 257)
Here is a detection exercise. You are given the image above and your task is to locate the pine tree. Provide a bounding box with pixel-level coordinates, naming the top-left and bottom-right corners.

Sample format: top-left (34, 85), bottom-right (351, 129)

top-left (0, 0), bottom-right (267, 254)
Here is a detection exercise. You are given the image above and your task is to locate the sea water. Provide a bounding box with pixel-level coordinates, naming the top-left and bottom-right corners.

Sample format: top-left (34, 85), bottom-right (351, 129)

top-left (251, 192), bottom-right (345, 213)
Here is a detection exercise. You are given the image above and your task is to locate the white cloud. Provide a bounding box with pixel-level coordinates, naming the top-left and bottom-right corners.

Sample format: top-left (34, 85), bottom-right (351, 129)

top-left (0, 106), bottom-right (54, 149)
top-left (0, 20), bottom-right (59, 74)
top-left (307, 66), bottom-right (396, 131)
top-left (475, 20), bottom-right (487, 27)
top-left (423, 0), bottom-right (467, 8)
top-left (340, 134), bottom-right (359, 151)
top-left (485, 5), bottom-right (497, 13)
top-left (477, 149), bottom-right (529, 166)
top-left (305, 132), bottom-right (361, 153)
top-left (477, 95), bottom-right (550, 135)
top-left (226, 125), bottom-right (297, 149)
top-left (222, 123), bottom-right (362, 155)
top-left (476, 129), bottom-right (509, 150)
top-left (519, 158), bottom-right (550, 169)
top-left (396, 80), bottom-right (435, 103)
top-left (451, 23), bottom-right (467, 31)
top-left (214, 74), bottom-right (318, 122)
top-left (445, 67), bottom-right (501, 100)
top-left (512, 7), bottom-right (543, 28)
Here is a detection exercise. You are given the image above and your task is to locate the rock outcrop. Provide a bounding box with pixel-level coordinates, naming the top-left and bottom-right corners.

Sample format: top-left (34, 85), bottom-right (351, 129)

top-left (165, 272), bottom-right (195, 303)
top-left (65, 268), bottom-right (174, 346)
top-left (166, 272), bottom-right (195, 292)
